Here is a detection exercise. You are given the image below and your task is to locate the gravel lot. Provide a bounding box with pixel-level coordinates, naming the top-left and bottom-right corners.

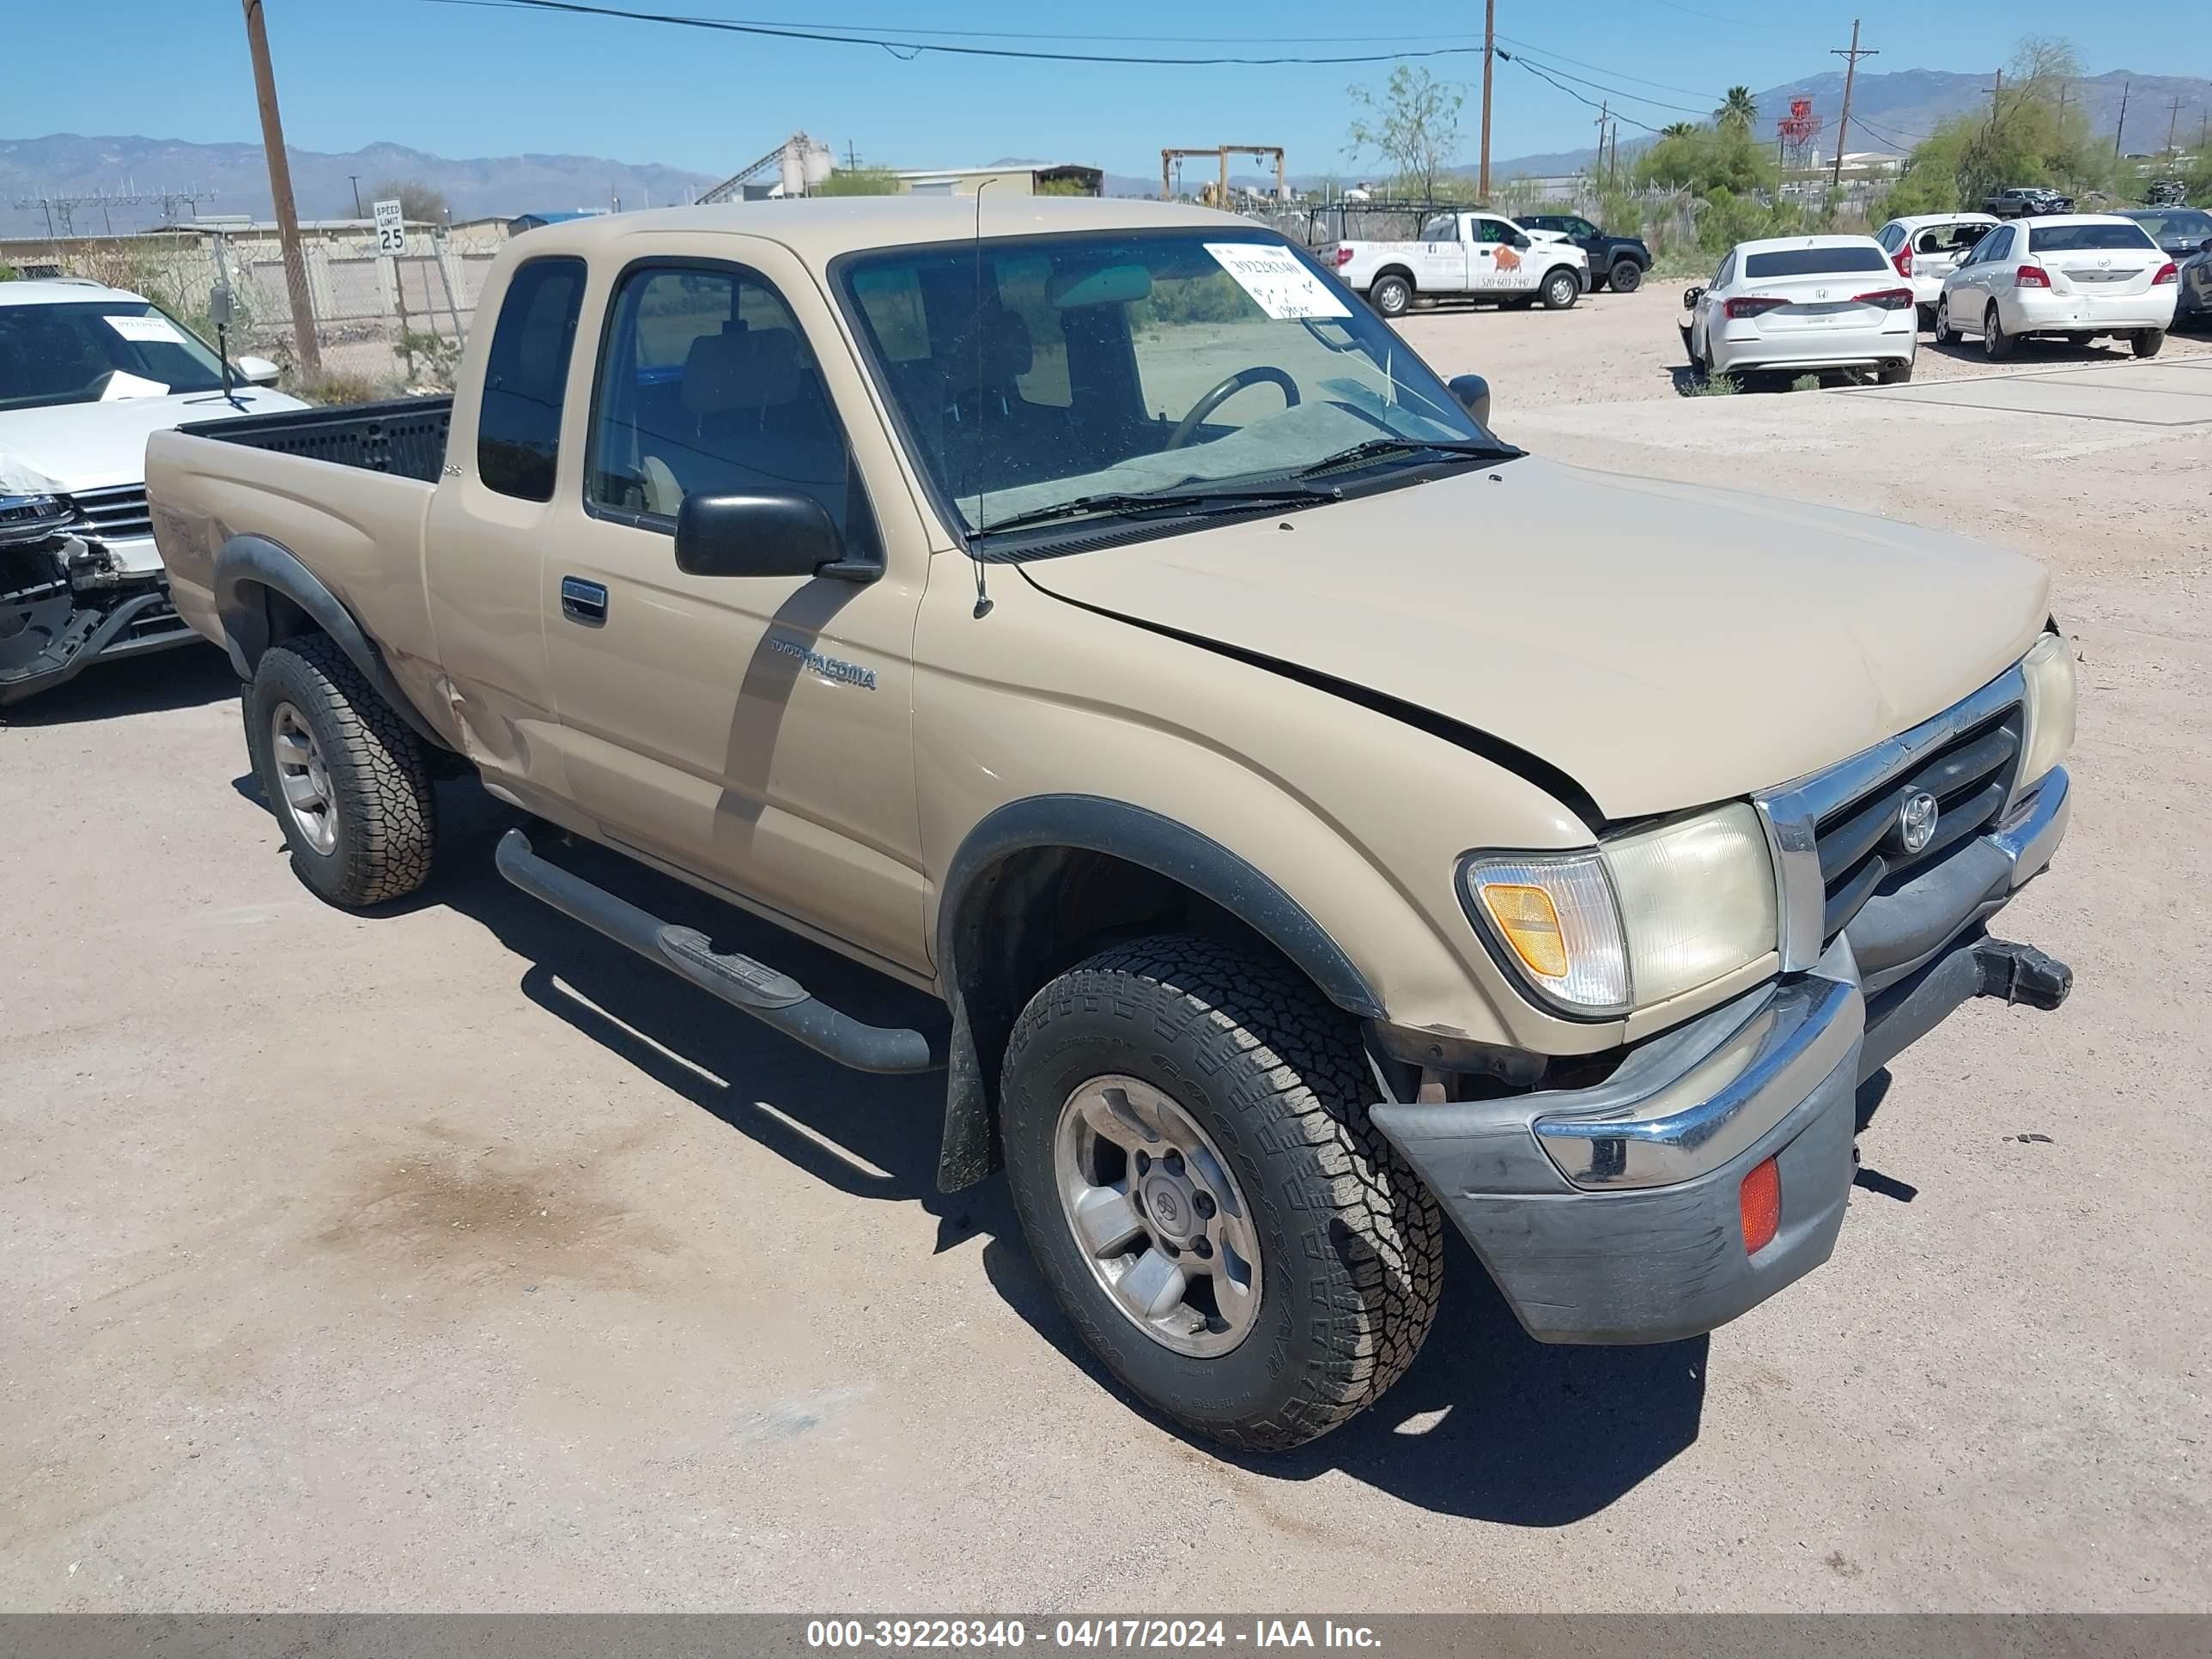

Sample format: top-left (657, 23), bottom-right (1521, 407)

top-left (4, 285), bottom-right (2208, 1614)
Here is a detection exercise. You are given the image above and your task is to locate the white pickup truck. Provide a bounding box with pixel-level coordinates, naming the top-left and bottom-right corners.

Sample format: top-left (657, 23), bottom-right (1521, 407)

top-left (1326, 210), bottom-right (1589, 318)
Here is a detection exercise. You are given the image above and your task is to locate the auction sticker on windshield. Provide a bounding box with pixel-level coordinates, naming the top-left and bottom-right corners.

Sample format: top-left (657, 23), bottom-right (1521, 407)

top-left (1204, 243), bottom-right (1351, 320)
top-left (103, 313), bottom-right (187, 344)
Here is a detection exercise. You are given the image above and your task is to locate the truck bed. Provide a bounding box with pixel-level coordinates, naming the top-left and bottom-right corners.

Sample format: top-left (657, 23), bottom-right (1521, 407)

top-left (175, 395), bottom-right (453, 483)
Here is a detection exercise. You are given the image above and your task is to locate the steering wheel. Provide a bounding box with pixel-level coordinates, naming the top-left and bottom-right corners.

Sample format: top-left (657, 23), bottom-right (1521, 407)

top-left (1166, 366), bottom-right (1300, 450)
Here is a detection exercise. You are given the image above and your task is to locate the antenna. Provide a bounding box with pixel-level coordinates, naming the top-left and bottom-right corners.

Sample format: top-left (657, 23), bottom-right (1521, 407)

top-left (967, 179), bottom-right (994, 620)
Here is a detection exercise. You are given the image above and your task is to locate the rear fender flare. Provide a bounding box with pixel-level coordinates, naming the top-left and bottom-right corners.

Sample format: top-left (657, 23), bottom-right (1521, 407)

top-left (212, 533), bottom-right (449, 750)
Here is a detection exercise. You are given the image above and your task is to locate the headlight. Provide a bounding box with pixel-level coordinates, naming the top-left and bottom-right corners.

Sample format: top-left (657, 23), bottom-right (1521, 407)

top-left (1462, 803), bottom-right (1778, 1019)
top-left (2016, 630), bottom-right (2075, 793)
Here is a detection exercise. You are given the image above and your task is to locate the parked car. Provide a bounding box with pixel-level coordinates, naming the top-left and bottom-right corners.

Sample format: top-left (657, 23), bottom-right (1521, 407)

top-left (1874, 212), bottom-right (2000, 324)
top-left (1985, 186), bottom-right (2075, 218)
top-left (2145, 179), bottom-right (2187, 208)
top-left (1516, 213), bottom-right (1653, 293)
top-left (1681, 234), bottom-right (1917, 383)
top-left (148, 197), bottom-right (2076, 1452)
top-left (2175, 241), bottom-right (2212, 331)
top-left (2118, 206), bottom-right (2212, 264)
top-left (0, 276), bottom-right (303, 705)
top-left (1327, 209), bottom-right (1588, 316)
top-left (1935, 215), bottom-right (2178, 359)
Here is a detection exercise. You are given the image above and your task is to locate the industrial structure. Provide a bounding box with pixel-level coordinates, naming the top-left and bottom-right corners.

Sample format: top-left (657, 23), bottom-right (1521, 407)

top-left (1160, 146), bottom-right (1287, 205)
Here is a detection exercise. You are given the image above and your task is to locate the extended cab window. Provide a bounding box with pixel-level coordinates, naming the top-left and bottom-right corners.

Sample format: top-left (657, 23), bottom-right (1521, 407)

top-left (586, 263), bottom-right (861, 544)
top-left (477, 257), bottom-right (586, 501)
top-left (1419, 214), bottom-right (1458, 242)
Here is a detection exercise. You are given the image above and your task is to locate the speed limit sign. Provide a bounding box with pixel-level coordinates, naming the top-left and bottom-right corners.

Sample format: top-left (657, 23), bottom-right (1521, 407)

top-left (374, 198), bottom-right (405, 254)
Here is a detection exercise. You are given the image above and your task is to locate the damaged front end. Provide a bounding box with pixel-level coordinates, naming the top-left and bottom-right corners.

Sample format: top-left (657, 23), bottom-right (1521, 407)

top-left (0, 492), bottom-right (185, 707)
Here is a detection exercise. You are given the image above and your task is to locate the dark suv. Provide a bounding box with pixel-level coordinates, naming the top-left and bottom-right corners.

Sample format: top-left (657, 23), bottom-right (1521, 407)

top-left (1984, 186), bottom-right (2075, 218)
top-left (1517, 214), bottom-right (1653, 292)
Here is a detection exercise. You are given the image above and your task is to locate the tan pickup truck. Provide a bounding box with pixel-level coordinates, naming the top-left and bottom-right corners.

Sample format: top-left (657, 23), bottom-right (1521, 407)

top-left (146, 197), bottom-right (2077, 1451)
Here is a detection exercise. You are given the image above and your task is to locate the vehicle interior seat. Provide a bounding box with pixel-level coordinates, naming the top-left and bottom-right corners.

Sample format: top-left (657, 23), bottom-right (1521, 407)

top-left (635, 325), bottom-right (849, 523)
top-left (932, 300), bottom-right (1079, 495)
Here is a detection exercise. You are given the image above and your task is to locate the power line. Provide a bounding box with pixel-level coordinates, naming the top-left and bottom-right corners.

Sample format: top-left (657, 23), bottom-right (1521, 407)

top-left (1501, 52), bottom-right (1669, 136)
top-left (1493, 34), bottom-right (1719, 102)
top-left (425, 0), bottom-right (1498, 65)
top-left (1486, 47), bottom-right (1714, 118)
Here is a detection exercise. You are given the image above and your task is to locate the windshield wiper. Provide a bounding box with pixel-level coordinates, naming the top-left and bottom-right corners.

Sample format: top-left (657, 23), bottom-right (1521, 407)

top-left (1294, 435), bottom-right (1525, 479)
top-left (972, 481), bottom-right (1340, 540)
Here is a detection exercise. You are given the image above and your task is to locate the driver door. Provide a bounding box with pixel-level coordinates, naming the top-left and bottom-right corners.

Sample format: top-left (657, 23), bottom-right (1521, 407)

top-left (1470, 217), bottom-right (1524, 292)
top-left (539, 243), bottom-right (932, 973)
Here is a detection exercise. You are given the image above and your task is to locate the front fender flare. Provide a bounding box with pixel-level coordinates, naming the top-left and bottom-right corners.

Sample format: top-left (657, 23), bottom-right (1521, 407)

top-left (212, 533), bottom-right (448, 750)
top-left (929, 794), bottom-right (1383, 1192)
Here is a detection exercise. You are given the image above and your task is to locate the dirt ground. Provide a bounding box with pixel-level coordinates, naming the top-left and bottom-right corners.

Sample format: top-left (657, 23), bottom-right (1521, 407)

top-left (4, 285), bottom-right (2209, 1615)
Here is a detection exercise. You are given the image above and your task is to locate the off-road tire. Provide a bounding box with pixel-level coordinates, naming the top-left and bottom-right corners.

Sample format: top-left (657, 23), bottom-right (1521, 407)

top-left (2133, 328), bottom-right (2166, 359)
top-left (1000, 935), bottom-right (1444, 1452)
top-left (1541, 267), bottom-right (1581, 310)
top-left (246, 634), bottom-right (436, 908)
top-left (1984, 304), bottom-right (2016, 360)
top-left (1608, 258), bottom-right (1644, 294)
top-left (1370, 273), bottom-right (1413, 318)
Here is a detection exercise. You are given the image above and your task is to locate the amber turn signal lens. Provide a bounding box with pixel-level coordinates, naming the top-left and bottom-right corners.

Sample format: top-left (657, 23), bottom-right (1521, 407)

top-left (1480, 884), bottom-right (1569, 978)
top-left (1740, 1155), bottom-right (1781, 1255)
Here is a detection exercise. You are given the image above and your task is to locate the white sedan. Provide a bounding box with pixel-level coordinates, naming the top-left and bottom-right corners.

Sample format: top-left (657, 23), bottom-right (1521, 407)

top-left (1935, 215), bottom-right (2178, 360)
top-left (1681, 235), bottom-right (1917, 384)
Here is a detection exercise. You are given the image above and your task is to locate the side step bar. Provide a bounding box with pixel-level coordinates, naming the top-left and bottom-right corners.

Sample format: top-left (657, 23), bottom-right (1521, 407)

top-left (495, 829), bottom-right (946, 1075)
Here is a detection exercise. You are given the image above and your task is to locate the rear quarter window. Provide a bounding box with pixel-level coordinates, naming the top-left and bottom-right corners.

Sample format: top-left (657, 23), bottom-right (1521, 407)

top-left (477, 257), bottom-right (586, 501)
top-left (1743, 246), bottom-right (1887, 278)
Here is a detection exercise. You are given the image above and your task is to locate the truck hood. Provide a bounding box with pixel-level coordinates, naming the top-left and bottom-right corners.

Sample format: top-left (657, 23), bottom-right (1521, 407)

top-left (1019, 457), bottom-right (2050, 821)
top-left (0, 388), bottom-right (307, 495)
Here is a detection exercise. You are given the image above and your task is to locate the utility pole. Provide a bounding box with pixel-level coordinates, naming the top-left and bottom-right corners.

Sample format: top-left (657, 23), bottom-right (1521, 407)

top-left (348, 174), bottom-right (362, 217)
top-left (1831, 20), bottom-right (1876, 188)
top-left (2166, 97), bottom-right (2185, 157)
top-left (240, 0), bottom-right (321, 373)
top-left (1983, 70), bottom-right (2003, 131)
top-left (2114, 80), bottom-right (2130, 158)
top-left (1595, 102), bottom-right (1609, 189)
top-left (1479, 0), bottom-right (1496, 199)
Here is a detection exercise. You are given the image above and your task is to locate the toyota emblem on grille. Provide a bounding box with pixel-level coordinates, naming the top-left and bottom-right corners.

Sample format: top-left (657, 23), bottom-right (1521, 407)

top-left (1898, 792), bottom-right (1940, 854)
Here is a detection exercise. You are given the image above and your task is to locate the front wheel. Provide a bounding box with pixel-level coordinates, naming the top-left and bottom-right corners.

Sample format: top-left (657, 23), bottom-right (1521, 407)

top-left (1000, 937), bottom-right (1443, 1452)
top-left (1369, 274), bottom-right (1413, 318)
top-left (246, 634), bottom-right (437, 908)
top-left (1541, 268), bottom-right (1581, 310)
top-left (1608, 258), bottom-right (1644, 294)
top-left (2134, 328), bottom-right (2166, 359)
top-left (1934, 296), bottom-right (1960, 346)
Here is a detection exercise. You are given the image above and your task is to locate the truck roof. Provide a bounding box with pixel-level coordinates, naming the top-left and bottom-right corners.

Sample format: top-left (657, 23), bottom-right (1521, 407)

top-left (507, 194), bottom-right (1251, 264)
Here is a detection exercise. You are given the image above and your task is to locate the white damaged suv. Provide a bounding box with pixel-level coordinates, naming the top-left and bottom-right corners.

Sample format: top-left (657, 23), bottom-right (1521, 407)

top-left (0, 276), bottom-right (304, 705)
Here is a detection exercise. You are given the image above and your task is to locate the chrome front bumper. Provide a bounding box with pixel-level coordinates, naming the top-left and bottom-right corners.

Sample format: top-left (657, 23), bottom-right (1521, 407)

top-left (1371, 767), bottom-right (2072, 1344)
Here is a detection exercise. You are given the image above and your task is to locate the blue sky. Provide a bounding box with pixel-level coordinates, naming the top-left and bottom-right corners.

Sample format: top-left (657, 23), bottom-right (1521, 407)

top-left (8, 1), bottom-right (2202, 178)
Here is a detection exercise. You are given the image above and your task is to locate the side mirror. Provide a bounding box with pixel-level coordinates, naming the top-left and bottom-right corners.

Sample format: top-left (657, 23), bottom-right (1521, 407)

top-left (1682, 285), bottom-right (1706, 310)
top-left (675, 491), bottom-right (847, 580)
top-left (235, 355), bottom-right (282, 386)
top-left (2200, 237), bottom-right (2212, 253)
top-left (1510, 233), bottom-right (1532, 249)
top-left (1447, 374), bottom-right (1492, 428)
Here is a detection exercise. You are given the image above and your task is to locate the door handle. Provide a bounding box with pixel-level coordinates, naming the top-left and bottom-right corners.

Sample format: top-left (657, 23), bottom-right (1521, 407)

top-left (560, 577), bottom-right (608, 626)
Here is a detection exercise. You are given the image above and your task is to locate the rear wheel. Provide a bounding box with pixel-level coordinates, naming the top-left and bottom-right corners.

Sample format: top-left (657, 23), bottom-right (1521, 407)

top-left (1541, 267), bottom-right (1581, 310)
top-left (1983, 304), bottom-right (2015, 361)
top-left (1934, 295), bottom-right (1960, 346)
top-left (1608, 258), bottom-right (1644, 294)
top-left (1369, 273), bottom-right (1413, 318)
top-left (246, 634), bottom-right (437, 908)
top-left (2133, 328), bottom-right (2166, 359)
top-left (1000, 936), bottom-right (1443, 1451)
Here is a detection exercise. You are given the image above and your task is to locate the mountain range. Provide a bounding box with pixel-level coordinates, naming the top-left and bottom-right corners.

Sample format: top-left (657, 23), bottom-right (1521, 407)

top-left (3, 64), bottom-right (2206, 238)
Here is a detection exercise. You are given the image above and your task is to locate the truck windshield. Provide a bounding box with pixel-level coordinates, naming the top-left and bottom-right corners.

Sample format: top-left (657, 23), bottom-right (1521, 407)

top-left (836, 230), bottom-right (1497, 540)
top-left (0, 301), bottom-right (229, 412)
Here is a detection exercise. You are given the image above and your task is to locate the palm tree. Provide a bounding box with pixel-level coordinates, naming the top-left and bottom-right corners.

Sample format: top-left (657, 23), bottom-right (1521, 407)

top-left (1662, 122), bottom-right (1699, 139)
top-left (1714, 87), bottom-right (1759, 132)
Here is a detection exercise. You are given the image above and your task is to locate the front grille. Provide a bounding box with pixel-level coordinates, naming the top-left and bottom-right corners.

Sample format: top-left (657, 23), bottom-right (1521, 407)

top-left (1813, 705), bottom-right (2024, 940)
top-left (66, 484), bottom-right (154, 545)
